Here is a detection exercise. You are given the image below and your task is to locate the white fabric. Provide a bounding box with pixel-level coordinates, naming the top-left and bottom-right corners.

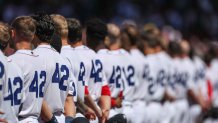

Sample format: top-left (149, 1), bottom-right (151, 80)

top-left (132, 100), bottom-right (146, 123)
top-left (111, 49), bottom-right (136, 102)
top-left (145, 54), bottom-right (165, 102)
top-left (19, 117), bottom-right (39, 123)
top-left (61, 45), bottom-right (85, 102)
top-left (9, 49), bottom-right (47, 119)
top-left (34, 45), bottom-right (77, 114)
top-left (130, 49), bottom-right (147, 101)
top-left (6, 58), bottom-right (25, 117)
top-left (97, 49), bottom-right (123, 98)
top-left (72, 45), bottom-right (107, 101)
top-left (145, 102), bottom-right (162, 123)
top-left (0, 51), bottom-right (18, 123)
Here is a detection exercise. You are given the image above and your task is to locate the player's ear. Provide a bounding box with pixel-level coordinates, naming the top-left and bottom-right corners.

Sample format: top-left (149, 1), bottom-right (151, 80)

top-left (11, 29), bottom-right (15, 39)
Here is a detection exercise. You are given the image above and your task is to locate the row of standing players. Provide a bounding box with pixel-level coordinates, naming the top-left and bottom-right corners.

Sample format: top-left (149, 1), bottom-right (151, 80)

top-left (0, 12), bottom-right (217, 123)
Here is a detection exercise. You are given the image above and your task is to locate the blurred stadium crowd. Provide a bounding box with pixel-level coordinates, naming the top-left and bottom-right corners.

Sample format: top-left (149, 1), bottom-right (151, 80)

top-left (1, 0), bottom-right (218, 39)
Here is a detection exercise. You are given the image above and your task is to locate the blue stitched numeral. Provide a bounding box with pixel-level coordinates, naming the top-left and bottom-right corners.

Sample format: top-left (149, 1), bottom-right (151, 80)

top-left (52, 63), bottom-right (68, 91)
top-left (29, 71), bottom-right (46, 98)
top-left (78, 62), bottom-right (85, 86)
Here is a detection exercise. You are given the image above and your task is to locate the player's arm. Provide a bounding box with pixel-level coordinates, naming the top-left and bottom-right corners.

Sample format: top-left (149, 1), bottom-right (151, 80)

top-left (76, 96), bottom-right (96, 120)
top-left (111, 91), bottom-right (123, 108)
top-left (98, 85), bottom-right (111, 123)
top-left (0, 111), bottom-right (7, 123)
top-left (84, 94), bottom-right (102, 118)
top-left (40, 100), bottom-right (54, 122)
top-left (64, 95), bottom-right (76, 117)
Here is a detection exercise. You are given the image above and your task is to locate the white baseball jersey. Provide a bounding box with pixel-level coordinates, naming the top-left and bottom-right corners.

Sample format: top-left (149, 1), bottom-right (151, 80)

top-left (9, 49), bottom-right (49, 119)
top-left (180, 57), bottom-right (196, 90)
top-left (130, 49), bottom-right (147, 101)
top-left (169, 57), bottom-right (189, 99)
top-left (0, 51), bottom-right (18, 123)
top-left (72, 45), bottom-right (107, 101)
top-left (6, 58), bottom-right (25, 117)
top-left (144, 53), bottom-right (165, 102)
top-left (193, 56), bottom-right (206, 96)
top-left (97, 49), bottom-right (123, 98)
top-left (61, 45), bottom-right (85, 101)
top-left (111, 49), bottom-right (136, 102)
top-left (206, 62), bottom-right (218, 106)
top-left (34, 45), bottom-right (76, 114)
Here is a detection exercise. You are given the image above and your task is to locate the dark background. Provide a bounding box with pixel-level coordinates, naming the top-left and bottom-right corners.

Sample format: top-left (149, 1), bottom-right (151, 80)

top-left (1, 0), bottom-right (218, 41)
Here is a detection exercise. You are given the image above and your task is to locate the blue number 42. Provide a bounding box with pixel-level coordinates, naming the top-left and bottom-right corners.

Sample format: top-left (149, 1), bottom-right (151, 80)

top-left (29, 71), bottom-right (46, 98)
top-left (4, 77), bottom-right (23, 106)
top-left (52, 63), bottom-right (69, 91)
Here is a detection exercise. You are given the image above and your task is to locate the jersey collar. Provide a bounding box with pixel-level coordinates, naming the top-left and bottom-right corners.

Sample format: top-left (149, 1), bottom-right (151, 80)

top-left (97, 49), bottom-right (109, 54)
top-left (37, 44), bottom-right (56, 52)
top-left (16, 49), bottom-right (33, 54)
top-left (74, 45), bottom-right (88, 50)
top-left (15, 49), bottom-right (38, 56)
top-left (62, 45), bottom-right (71, 49)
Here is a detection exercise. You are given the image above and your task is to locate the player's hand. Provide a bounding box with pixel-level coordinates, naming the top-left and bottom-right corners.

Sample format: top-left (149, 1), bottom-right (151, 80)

top-left (95, 108), bottom-right (103, 119)
top-left (0, 119), bottom-right (8, 123)
top-left (200, 100), bottom-right (210, 112)
top-left (115, 97), bottom-right (122, 108)
top-left (0, 111), bottom-right (7, 123)
top-left (99, 110), bottom-right (109, 123)
top-left (84, 107), bottom-right (96, 120)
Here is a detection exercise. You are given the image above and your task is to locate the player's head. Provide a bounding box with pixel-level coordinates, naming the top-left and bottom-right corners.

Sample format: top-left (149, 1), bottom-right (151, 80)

top-left (11, 16), bottom-right (36, 50)
top-left (180, 40), bottom-right (190, 57)
top-left (140, 32), bottom-right (160, 55)
top-left (85, 18), bottom-right (107, 51)
top-left (50, 14), bottom-right (68, 41)
top-left (66, 18), bottom-right (82, 43)
top-left (31, 11), bottom-right (55, 45)
top-left (106, 23), bottom-right (121, 50)
top-left (140, 32), bottom-right (160, 54)
top-left (167, 41), bottom-right (182, 58)
top-left (120, 25), bottom-right (139, 51)
top-left (204, 44), bottom-right (217, 66)
top-left (0, 22), bottom-right (10, 52)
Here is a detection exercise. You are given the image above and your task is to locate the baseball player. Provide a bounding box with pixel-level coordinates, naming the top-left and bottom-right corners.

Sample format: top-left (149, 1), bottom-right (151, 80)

top-left (50, 15), bottom-right (98, 121)
top-left (32, 12), bottom-right (76, 122)
top-left (96, 23), bottom-right (125, 119)
top-left (119, 24), bottom-right (147, 123)
top-left (61, 18), bottom-right (100, 121)
top-left (0, 22), bottom-right (18, 123)
top-left (85, 18), bottom-right (112, 123)
top-left (167, 41), bottom-right (189, 123)
top-left (141, 35), bottom-right (165, 123)
top-left (179, 40), bottom-right (208, 123)
top-left (0, 21), bottom-right (26, 121)
top-left (9, 16), bottom-right (55, 123)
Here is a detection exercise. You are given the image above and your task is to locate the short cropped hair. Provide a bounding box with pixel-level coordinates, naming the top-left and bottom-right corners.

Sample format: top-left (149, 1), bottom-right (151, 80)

top-left (140, 32), bottom-right (160, 48)
top-left (11, 16), bottom-right (36, 42)
top-left (50, 14), bottom-right (68, 39)
top-left (66, 18), bottom-right (82, 42)
top-left (0, 22), bottom-right (10, 50)
top-left (121, 25), bottom-right (139, 46)
top-left (85, 18), bottom-right (107, 42)
top-left (31, 12), bottom-right (55, 43)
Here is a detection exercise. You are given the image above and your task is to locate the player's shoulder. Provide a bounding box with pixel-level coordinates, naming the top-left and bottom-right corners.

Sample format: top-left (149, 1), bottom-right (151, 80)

top-left (7, 57), bottom-right (23, 73)
top-left (97, 49), bottom-right (110, 54)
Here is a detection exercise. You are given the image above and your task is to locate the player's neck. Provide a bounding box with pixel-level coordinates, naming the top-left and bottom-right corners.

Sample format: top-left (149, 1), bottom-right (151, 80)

top-left (15, 41), bottom-right (32, 50)
top-left (95, 43), bottom-right (106, 52)
top-left (70, 41), bottom-right (83, 48)
top-left (62, 38), bottom-right (68, 46)
top-left (109, 44), bottom-right (120, 50)
top-left (130, 45), bottom-right (137, 50)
